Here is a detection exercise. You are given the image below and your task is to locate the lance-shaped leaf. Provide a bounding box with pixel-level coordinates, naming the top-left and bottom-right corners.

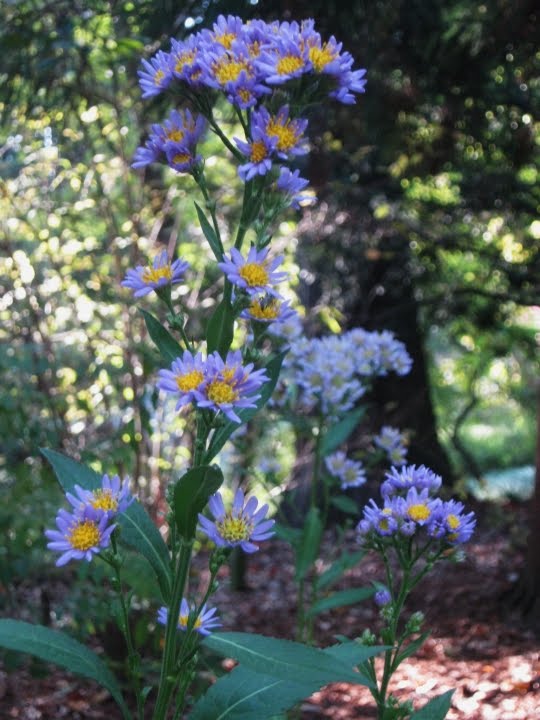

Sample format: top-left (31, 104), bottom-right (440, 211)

top-left (41, 449), bottom-right (172, 602)
top-left (307, 586), bottom-right (375, 617)
top-left (409, 689), bottom-right (454, 720)
top-left (140, 308), bottom-right (183, 365)
top-left (206, 298), bottom-right (235, 357)
top-left (316, 549), bottom-right (366, 590)
top-left (294, 507), bottom-right (323, 581)
top-left (173, 464), bottom-right (224, 539)
top-left (204, 352), bottom-right (285, 463)
top-left (0, 620), bottom-right (130, 719)
top-left (202, 632), bottom-right (373, 687)
top-left (191, 641), bottom-right (384, 719)
top-left (320, 406), bottom-right (367, 456)
top-left (195, 201), bottom-right (223, 260)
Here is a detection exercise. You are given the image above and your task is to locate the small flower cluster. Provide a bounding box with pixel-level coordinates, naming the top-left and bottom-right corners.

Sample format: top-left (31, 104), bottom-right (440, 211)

top-left (325, 451), bottom-right (367, 490)
top-left (45, 475), bottom-right (134, 566)
top-left (357, 464), bottom-right (476, 547)
top-left (276, 328), bottom-right (412, 418)
top-left (373, 426), bottom-right (408, 466)
top-left (198, 487), bottom-right (275, 553)
top-left (157, 349), bottom-right (268, 423)
top-left (132, 108), bottom-right (206, 172)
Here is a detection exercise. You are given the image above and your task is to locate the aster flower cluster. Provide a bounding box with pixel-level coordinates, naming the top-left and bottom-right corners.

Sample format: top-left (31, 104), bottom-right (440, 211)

top-left (45, 475), bottom-right (133, 566)
top-left (121, 249), bottom-right (189, 298)
top-left (132, 108), bottom-right (206, 172)
top-left (325, 451), bottom-right (367, 490)
top-left (357, 464), bottom-right (476, 548)
top-left (157, 349), bottom-right (268, 423)
top-left (373, 426), bottom-right (408, 467)
top-left (276, 328), bottom-right (412, 419)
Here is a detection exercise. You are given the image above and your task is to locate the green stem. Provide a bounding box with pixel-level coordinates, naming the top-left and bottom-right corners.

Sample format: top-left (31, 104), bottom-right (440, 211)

top-left (208, 114), bottom-right (243, 160)
top-left (152, 537), bottom-right (194, 720)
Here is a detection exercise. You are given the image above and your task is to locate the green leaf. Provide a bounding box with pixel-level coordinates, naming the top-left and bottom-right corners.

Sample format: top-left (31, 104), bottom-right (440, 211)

top-left (41, 449), bottom-right (172, 602)
top-left (192, 642), bottom-right (384, 719)
top-left (394, 631), bottom-right (430, 666)
top-left (206, 298), bottom-right (235, 357)
top-left (140, 308), bottom-right (182, 365)
top-left (409, 690), bottom-right (454, 720)
top-left (173, 465), bottom-right (224, 539)
top-left (272, 523), bottom-right (302, 546)
top-left (194, 201), bottom-right (223, 260)
top-left (307, 586), bottom-right (375, 617)
top-left (316, 550), bottom-right (366, 591)
top-left (204, 353), bottom-right (285, 463)
top-left (320, 406), bottom-right (367, 456)
top-left (294, 507), bottom-right (323, 581)
top-left (329, 495), bottom-right (359, 514)
top-left (0, 620), bottom-right (130, 718)
top-left (202, 632), bottom-right (372, 687)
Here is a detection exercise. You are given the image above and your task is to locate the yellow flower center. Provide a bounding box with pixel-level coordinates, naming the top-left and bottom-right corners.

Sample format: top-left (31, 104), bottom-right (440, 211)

top-left (177, 369), bottom-right (204, 393)
top-left (249, 298), bottom-right (280, 320)
top-left (213, 58), bottom-right (250, 85)
top-left (216, 32), bottom-right (236, 49)
top-left (447, 514), bottom-right (460, 530)
top-left (172, 152), bottom-right (192, 166)
top-left (248, 41), bottom-right (261, 57)
top-left (175, 50), bottom-right (196, 73)
top-left (238, 88), bottom-right (253, 104)
top-left (143, 264), bottom-right (173, 284)
top-left (178, 613), bottom-right (202, 629)
top-left (207, 380), bottom-right (238, 405)
top-left (239, 262), bottom-right (269, 287)
top-left (91, 489), bottom-right (118, 513)
top-left (167, 129), bottom-right (185, 142)
top-left (276, 54), bottom-right (304, 75)
top-left (408, 504), bottom-right (431, 522)
top-left (217, 515), bottom-right (253, 543)
top-left (309, 44), bottom-right (337, 72)
top-left (266, 118), bottom-right (300, 152)
top-left (68, 520), bottom-right (101, 551)
top-left (154, 69), bottom-right (165, 86)
top-left (379, 518), bottom-right (389, 531)
top-left (222, 367), bottom-right (238, 383)
top-left (250, 140), bottom-right (268, 163)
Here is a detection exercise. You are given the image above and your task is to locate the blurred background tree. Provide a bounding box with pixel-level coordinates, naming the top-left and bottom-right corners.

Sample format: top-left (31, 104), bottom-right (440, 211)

top-left (0, 0), bottom-right (538, 617)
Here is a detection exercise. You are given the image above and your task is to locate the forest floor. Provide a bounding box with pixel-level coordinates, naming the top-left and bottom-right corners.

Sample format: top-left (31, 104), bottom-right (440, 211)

top-left (0, 499), bottom-right (539, 719)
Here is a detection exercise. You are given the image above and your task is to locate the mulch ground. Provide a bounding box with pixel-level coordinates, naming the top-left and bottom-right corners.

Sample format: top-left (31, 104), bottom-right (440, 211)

top-left (1, 500), bottom-right (539, 719)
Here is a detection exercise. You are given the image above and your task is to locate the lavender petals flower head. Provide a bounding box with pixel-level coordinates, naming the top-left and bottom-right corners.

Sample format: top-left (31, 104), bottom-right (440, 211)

top-left (198, 488), bottom-right (275, 553)
top-left (381, 464), bottom-right (442, 499)
top-left (157, 351), bottom-right (206, 411)
top-left (45, 506), bottom-right (116, 566)
top-left (219, 246), bottom-right (287, 297)
top-left (138, 50), bottom-right (173, 98)
top-left (66, 474), bottom-right (133, 517)
top-left (157, 599), bottom-right (221, 636)
top-left (241, 295), bottom-right (297, 324)
top-left (122, 250), bottom-right (189, 298)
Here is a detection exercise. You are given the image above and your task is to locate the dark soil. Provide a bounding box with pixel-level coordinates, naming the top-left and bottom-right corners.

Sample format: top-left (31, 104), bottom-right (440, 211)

top-left (1, 500), bottom-right (538, 719)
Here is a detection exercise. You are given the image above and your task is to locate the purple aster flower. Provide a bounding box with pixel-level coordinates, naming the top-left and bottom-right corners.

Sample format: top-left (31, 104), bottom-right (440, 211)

top-left (132, 109), bottom-right (206, 170)
top-left (121, 250), bottom-right (189, 298)
top-left (138, 50), bottom-right (173, 99)
top-left (374, 587), bottom-right (392, 607)
top-left (357, 498), bottom-right (399, 538)
top-left (401, 487), bottom-right (439, 528)
top-left (253, 105), bottom-right (308, 160)
top-left (157, 599), bottom-right (221, 636)
top-left (164, 142), bottom-right (201, 173)
top-left (198, 488), bottom-right (275, 553)
top-left (157, 351), bottom-right (207, 411)
top-left (330, 68), bottom-right (367, 105)
top-left (193, 350), bottom-right (268, 423)
top-left (45, 506), bottom-right (116, 567)
top-left (204, 14), bottom-right (245, 50)
top-left (256, 37), bottom-right (309, 85)
top-left (66, 474), bottom-right (133, 518)
top-left (429, 499), bottom-right (476, 545)
top-left (235, 126), bottom-right (277, 181)
top-left (325, 452), bottom-right (366, 490)
top-left (169, 36), bottom-right (203, 87)
top-left (197, 43), bottom-right (255, 93)
top-left (218, 246), bottom-right (286, 297)
top-left (276, 167), bottom-right (315, 209)
top-left (381, 464), bottom-right (442, 499)
top-left (241, 294), bottom-right (297, 324)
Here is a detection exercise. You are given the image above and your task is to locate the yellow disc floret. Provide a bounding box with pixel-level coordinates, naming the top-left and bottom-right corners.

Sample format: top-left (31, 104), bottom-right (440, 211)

top-left (172, 152), bottom-right (192, 166)
top-left (309, 44), bottom-right (337, 73)
top-left (447, 514), bottom-right (460, 530)
top-left (167, 129), bottom-right (185, 143)
top-left (68, 520), bottom-right (101, 551)
top-left (207, 380), bottom-right (238, 405)
top-left (177, 370), bottom-right (204, 393)
top-left (407, 504), bottom-right (431, 522)
top-left (175, 50), bottom-right (196, 73)
top-left (249, 298), bottom-right (280, 320)
top-left (266, 118), bottom-right (299, 152)
top-left (239, 262), bottom-right (269, 287)
top-left (143, 264), bottom-right (173, 284)
top-left (216, 32), bottom-right (236, 49)
top-left (213, 57), bottom-right (250, 85)
top-left (250, 140), bottom-right (268, 164)
top-left (154, 69), bottom-right (165, 86)
top-left (217, 515), bottom-right (253, 543)
top-left (91, 489), bottom-right (118, 513)
top-left (276, 55), bottom-right (304, 75)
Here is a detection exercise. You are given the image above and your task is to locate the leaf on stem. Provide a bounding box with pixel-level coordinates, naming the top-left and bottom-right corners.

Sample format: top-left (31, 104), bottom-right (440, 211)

top-left (320, 406), bottom-right (367, 456)
top-left (173, 464), bottom-right (224, 540)
top-left (206, 298), bottom-right (235, 357)
top-left (307, 586), bottom-right (375, 617)
top-left (409, 689), bottom-right (455, 720)
top-left (294, 507), bottom-right (323, 581)
top-left (140, 308), bottom-right (183, 364)
top-left (0, 620), bottom-right (130, 719)
top-left (194, 201), bottom-right (223, 260)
